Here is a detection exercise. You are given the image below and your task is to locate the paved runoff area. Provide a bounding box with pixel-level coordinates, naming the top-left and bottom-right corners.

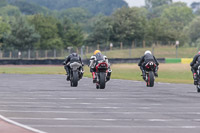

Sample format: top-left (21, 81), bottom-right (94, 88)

top-left (0, 74), bottom-right (200, 133)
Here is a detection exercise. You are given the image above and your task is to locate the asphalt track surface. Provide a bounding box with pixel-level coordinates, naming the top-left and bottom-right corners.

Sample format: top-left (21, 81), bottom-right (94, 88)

top-left (0, 74), bottom-right (200, 133)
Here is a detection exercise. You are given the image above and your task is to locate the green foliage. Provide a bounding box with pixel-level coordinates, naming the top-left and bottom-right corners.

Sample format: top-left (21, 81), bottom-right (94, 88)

top-left (58, 18), bottom-right (84, 48)
top-left (184, 17), bottom-right (200, 45)
top-left (3, 16), bottom-right (40, 50)
top-left (26, 0), bottom-right (128, 15)
top-left (0, 0), bottom-right (199, 50)
top-left (0, 17), bottom-right (10, 46)
top-left (147, 4), bottom-right (169, 18)
top-left (10, 0), bottom-right (49, 15)
top-left (145, 0), bottom-right (172, 9)
top-left (87, 7), bottom-right (148, 46)
top-left (59, 8), bottom-right (91, 23)
top-left (28, 14), bottom-right (63, 50)
top-left (0, 0), bottom-right (7, 8)
top-left (86, 16), bottom-right (113, 46)
top-left (161, 2), bottom-right (194, 27)
top-left (0, 5), bottom-right (21, 16)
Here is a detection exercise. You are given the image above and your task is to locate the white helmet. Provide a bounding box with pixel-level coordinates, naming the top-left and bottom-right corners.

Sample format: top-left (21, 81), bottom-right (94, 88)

top-left (144, 50), bottom-right (152, 55)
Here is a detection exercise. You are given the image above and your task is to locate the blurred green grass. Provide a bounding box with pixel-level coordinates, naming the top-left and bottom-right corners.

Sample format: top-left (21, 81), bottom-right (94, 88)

top-left (0, 63), bottom-right (193, 84)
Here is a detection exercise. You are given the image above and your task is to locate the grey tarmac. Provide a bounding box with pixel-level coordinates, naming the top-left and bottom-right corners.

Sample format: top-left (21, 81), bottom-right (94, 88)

top-left (0, 74), bottom-right (200, 133)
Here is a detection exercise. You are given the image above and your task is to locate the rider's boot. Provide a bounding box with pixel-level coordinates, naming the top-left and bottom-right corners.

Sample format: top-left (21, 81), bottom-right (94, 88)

top-left (194, 73), bottom-right (197, 85)
top-left (106, 69), bottom-right (112, 81)
top-left (67, 73), bottom-right (70, 81)
top-left (92, 72), bottom-right (97, 83)
top-left (79, 68), bottom-right (84, 79)
top-left (142, 70), bottom-right (146, 80)
top-left (154, 71), bottom-right (158, 77)
top-left (154, 66), bottom-right (158, 77)
top-left (66, 68), bottom-right (70, 81)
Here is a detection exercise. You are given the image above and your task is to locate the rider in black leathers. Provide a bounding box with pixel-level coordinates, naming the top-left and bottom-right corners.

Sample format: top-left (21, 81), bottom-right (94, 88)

top-left (190, 52), bottom-right (200, 85)
top-left (138, 50), bottom-right (159, 80)
top-left (63, 53), bottom-right (83, 80)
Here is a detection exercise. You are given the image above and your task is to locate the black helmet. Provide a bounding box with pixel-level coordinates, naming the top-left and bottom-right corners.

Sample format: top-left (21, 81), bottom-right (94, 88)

top-left (72, 53), bottom-right (78, 57)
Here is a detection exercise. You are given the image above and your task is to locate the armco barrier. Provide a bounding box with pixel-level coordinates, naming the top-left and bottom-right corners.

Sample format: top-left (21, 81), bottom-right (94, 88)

top-left (0, 58), bottom-right (166, 65)
top-left (109, 58), bottom-right (165, 64)
top-left (165, 58), bottom-right (181, 63)
top-left (181, 58), bottom-right (192, 64)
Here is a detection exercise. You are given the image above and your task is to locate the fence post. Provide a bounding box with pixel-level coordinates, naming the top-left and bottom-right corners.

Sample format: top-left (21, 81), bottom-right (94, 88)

top-left (28, 49), bottom-right (31, 59)
top-left (175, 41), bottom-right (179, 58)
top-left (36, 50), bottom-right (38, 59)
top-left (97, 44), bottom-right (100, 50)
top-left (18, 51), bottom-right (21, 59)
top-left (176, 45), bottom-right (178, 58)
top-left (86, 46), bottom-right (89, 54)
top-left (120, 42), bottom-right (123, 50)
top-left (9, 51), bottom-right (12, 59)
top-left (81, 46), bottom-right (84, 59)
top-left (143, 40), bottom-right (146, 48)
top-left (61, 49), bottom-right (64, 57)
top-left (152, 44), bottom-right (155, 55)
top-left (54, 49), bottom-right (56, 58)
top-left (132, 41), bottom-right (135, 49)
top-left (76, 48), bottom-right (79, 54)
top-left (45, 50), bottom-right (48, 59)
top-left (129, 47), bottom-right (131, 58)
top-left (110, 43), bottom-right (113, 51)
top-left (0, 50), bottom-right (2, 59)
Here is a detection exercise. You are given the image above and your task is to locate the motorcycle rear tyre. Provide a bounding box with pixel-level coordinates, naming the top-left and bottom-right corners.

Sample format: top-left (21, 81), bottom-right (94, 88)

top-left (197, 85), bottom-right (200, 93)
top-left (99, 72), bottom-right (106, 89)
top-left (72, 71), bottom-right (78, 87)
top-left (148, 71), bottom-right (154, 87)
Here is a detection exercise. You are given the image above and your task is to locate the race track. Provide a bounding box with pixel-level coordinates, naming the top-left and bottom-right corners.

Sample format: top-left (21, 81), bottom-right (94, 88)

top-left (0, 74), bottom-right (200, 133)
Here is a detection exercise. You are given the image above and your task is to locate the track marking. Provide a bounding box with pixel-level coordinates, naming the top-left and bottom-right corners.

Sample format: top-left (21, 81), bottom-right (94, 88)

top-left (8, 117), bottom-right (200, 122)
top-left (1, 110), bottom-right (200, 114)
top-left (2, 105), bottom-right (200, 108)
top-left (0, 97), bottom-right (187, 100)
top-left (29, 125), bottom-right (200, 128)
top-left (0, 102), bottom-right (163, 105)
top-left (9, 117), bottom-right (133, 121)
top-left (0, 115), bottom-right (46, 133)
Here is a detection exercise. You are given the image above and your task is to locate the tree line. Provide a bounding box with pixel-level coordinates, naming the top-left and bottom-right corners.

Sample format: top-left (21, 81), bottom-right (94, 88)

top-left (0, 0), bottom-right (200, 51)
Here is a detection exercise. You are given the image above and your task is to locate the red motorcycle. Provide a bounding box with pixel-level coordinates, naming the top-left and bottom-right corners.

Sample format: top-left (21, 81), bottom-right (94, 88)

top-left (92, 60), bottom-right (111, 89)
top-left (144, 61), bottom-right (157, 87)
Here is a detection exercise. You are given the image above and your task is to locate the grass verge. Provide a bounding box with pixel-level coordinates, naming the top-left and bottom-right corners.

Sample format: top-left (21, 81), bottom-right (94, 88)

top-left (0, 64), bottom-right (193, 84)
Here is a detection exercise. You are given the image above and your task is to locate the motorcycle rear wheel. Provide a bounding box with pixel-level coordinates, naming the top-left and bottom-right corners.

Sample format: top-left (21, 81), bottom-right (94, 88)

top-left (71, 71), bottom-right (78, 87)
top-left (147, 71), bottom-right (154, 87)
top-left (197, 85), bottom-right (200, 93)
top-left (99, 72), bottom-right (106, 89)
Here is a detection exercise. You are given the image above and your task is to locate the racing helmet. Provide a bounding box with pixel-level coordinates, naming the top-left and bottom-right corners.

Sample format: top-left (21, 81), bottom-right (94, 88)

top-left (144, 50), bottom-right (152, 55)
top-left (72, 53), bottom-right (78, 56)
top-left (198, 51), bottom-right (200, 55)
top-left (94, 50), bottom-right (101, 55)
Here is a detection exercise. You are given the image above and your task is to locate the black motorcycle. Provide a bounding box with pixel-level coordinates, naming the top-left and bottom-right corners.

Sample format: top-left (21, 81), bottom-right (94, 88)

top-left (67, 62), bottom-right (84, 87)
top-left (144, 61), bottom-right (157, 87)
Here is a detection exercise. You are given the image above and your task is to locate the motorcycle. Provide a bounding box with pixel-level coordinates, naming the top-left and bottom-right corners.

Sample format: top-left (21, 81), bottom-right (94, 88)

top-left (94, 60), bottom-right (111, 89)
top-left (67, 62), bottom-right (84, 87)
top-left (196, 66), bottom-right (200, 92)
top-left (144, 61), bottom-right (157, 87)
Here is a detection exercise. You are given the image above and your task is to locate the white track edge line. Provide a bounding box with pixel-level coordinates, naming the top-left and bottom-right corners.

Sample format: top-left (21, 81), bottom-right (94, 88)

top-left (0, 115), bottom-right (47, 133)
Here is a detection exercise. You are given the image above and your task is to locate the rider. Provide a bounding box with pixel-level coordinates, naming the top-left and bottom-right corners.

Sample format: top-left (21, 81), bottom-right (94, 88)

top-left (63, 53), bottom-right (84, 81)
top-left (190, 51), bottom-right (200, 85)
top-left (138, 50), bottom-right (159, 80)
top-left (89, 50), bottom-right (112, 83)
